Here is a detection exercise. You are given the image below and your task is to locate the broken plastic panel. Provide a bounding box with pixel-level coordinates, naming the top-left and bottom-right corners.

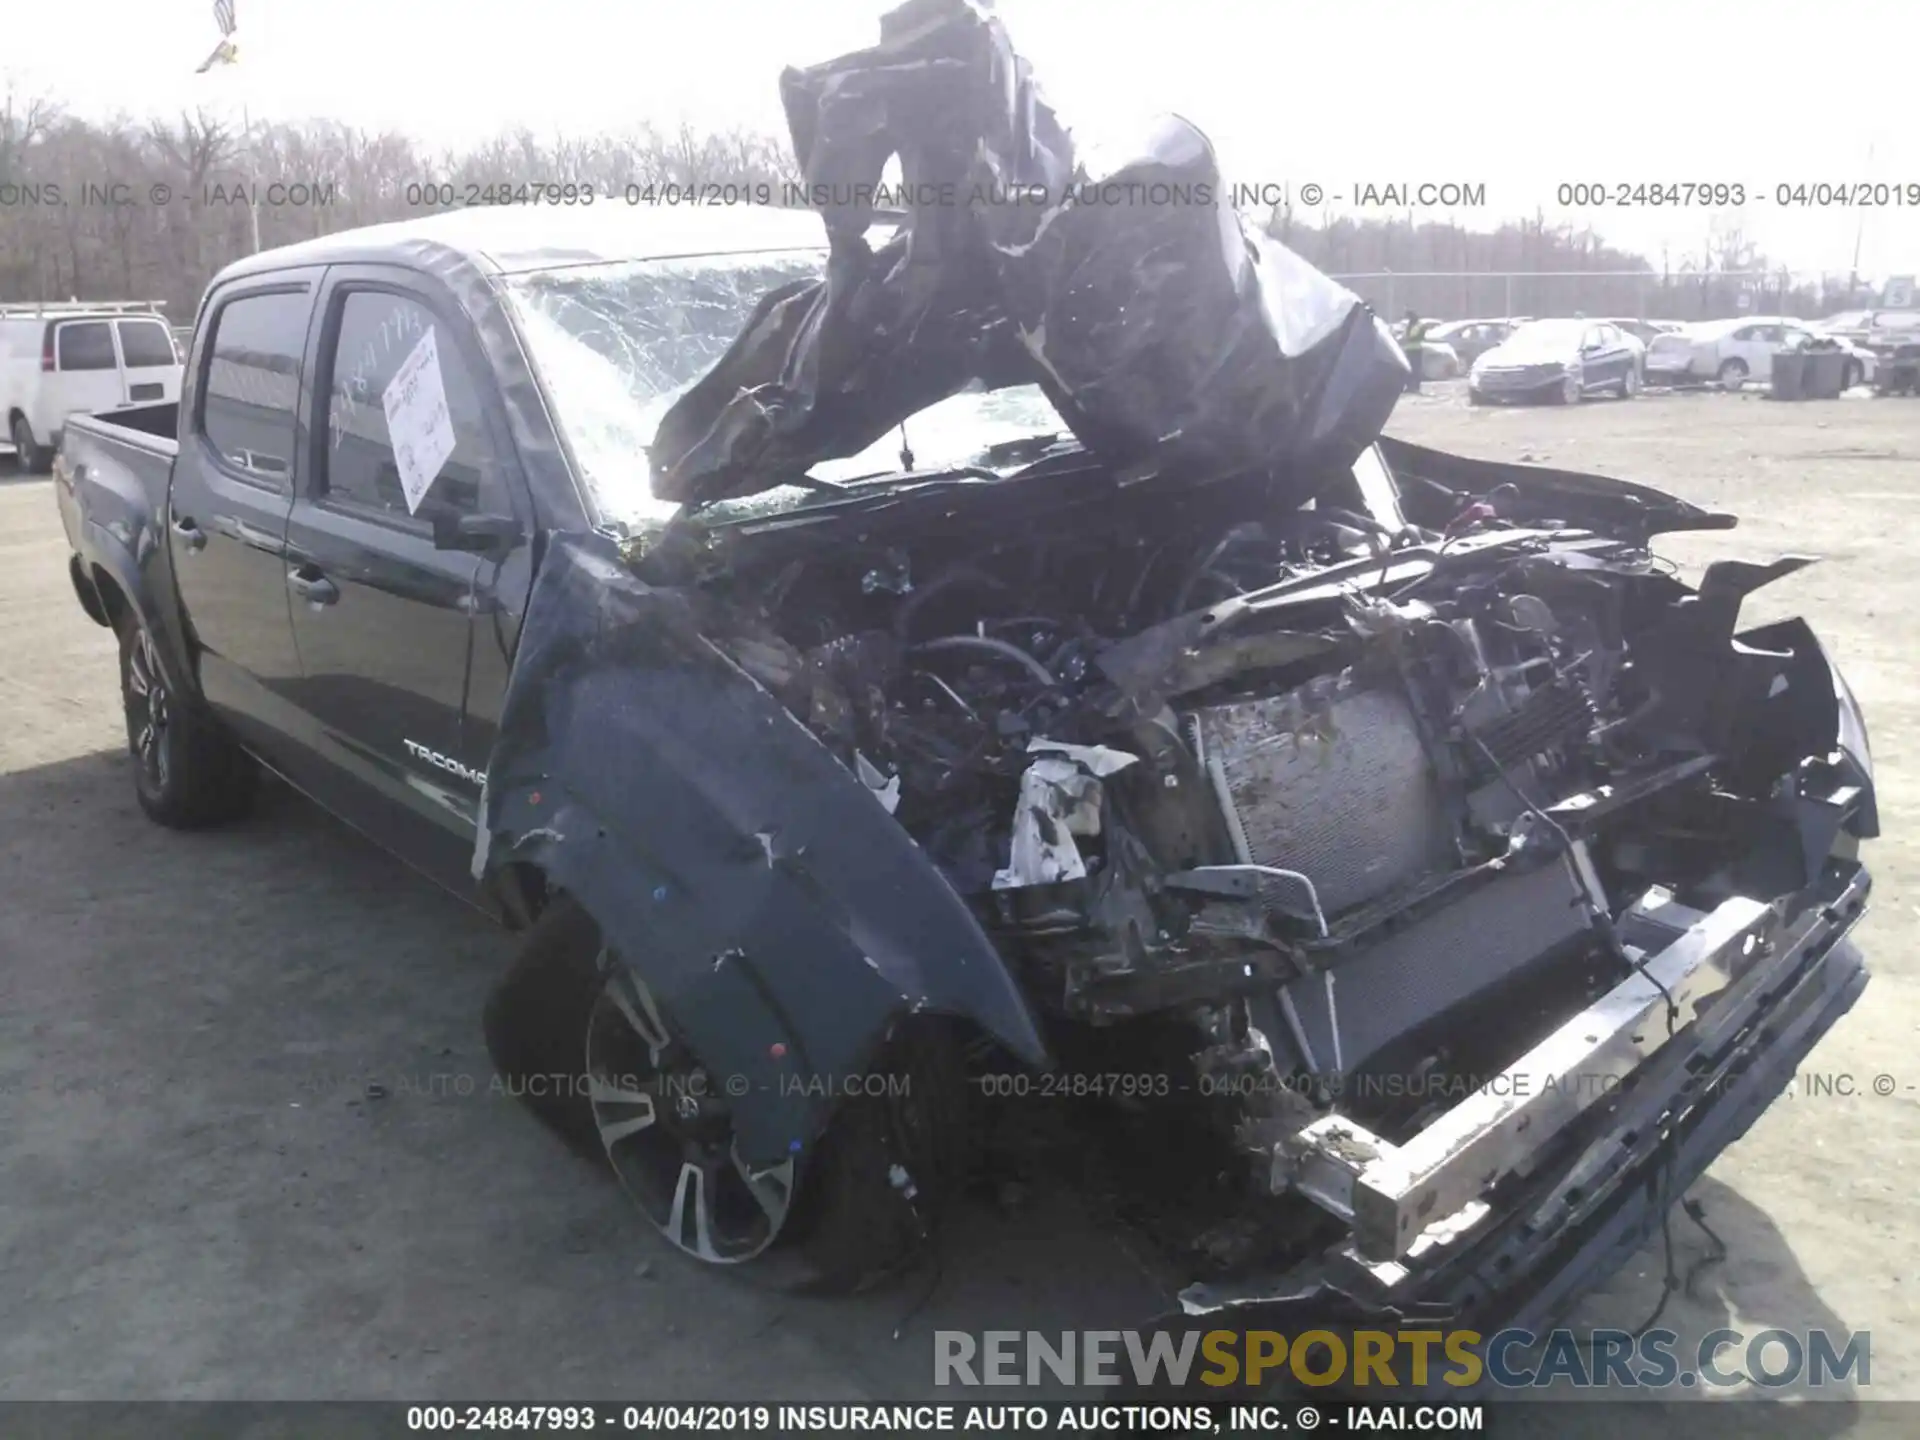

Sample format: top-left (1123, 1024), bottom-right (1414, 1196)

top-left (648, 0), bottom-right (1408, 510)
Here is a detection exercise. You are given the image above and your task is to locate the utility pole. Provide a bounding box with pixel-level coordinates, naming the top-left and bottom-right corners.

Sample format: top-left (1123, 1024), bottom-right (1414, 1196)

top-left (1848, 141), bottom-right (1873, 302)
top-left (241, 97), bottom-right (262, 255)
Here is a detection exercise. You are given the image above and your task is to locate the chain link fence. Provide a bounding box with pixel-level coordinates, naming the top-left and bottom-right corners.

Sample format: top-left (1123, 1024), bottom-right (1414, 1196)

top-left (1327, 271), bottom-right (1871, 324)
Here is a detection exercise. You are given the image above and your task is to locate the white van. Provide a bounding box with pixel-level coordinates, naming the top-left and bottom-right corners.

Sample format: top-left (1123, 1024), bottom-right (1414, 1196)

top-left (0, 303), bottom-right (183, 472)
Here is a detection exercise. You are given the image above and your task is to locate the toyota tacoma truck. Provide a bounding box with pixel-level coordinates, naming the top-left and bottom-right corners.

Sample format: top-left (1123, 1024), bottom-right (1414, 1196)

top-left (56, 0), bottom-right (1875, 1356)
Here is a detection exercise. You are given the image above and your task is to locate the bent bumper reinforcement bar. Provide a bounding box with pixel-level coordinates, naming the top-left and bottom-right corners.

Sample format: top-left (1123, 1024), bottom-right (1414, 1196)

top-left (1278, 862), bottom-right (1872, 1262)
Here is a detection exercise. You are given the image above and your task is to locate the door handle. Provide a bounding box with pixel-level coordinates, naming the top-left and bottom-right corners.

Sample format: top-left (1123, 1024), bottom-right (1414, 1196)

top-left (172, 516), bottom-right (208, 553)
top-left (287, 567), bottom-right (339, 607)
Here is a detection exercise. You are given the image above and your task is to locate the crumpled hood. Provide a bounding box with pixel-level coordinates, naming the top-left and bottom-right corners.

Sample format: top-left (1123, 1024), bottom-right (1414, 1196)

top-left (649, 0), bottom-right (1408, 509)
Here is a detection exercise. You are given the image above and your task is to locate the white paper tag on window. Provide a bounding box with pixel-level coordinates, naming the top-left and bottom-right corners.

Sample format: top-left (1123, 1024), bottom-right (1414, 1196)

top-left (382, 327), bottom-right (456, 514)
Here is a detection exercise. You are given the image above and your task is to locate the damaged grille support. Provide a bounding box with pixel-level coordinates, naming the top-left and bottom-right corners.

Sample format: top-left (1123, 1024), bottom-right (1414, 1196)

top-left (1273, 885), bottom-right (1784, 1260)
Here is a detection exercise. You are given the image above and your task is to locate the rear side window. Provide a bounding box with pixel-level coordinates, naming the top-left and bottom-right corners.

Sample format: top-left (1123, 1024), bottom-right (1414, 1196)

top-left (321, 289), bottom-right (503, 523)
top-left (201, 289), bottom-right (310, 487)
top-left (56, 321), bottom-right (116, 371)
top-left (118, 320), bottom-right (177, 368)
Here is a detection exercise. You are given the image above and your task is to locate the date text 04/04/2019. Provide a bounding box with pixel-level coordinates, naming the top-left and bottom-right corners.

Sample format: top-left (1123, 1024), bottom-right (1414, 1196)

top-left (404, 1403), bottom-right (1486, 1432)
top-left (1555, 180), bottom-right (1920, 207)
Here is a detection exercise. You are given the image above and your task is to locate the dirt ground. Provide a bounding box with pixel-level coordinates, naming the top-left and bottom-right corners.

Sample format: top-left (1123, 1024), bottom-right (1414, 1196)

top-left (1, 388), bottom-right (1915, 1423)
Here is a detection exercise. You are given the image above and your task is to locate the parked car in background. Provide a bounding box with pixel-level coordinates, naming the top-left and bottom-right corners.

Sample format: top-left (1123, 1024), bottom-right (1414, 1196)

top-left (1426, 319), bottom-right (1515, 370)
top-left (1387, 320), bottom-right (1461, 380)
top-left (1814, 309), bottom-right (1875, 338)
top-left (0, 302), bottom-right (180, 472)
top-left (1648, 317), bottom-right (1875, 390)
top-left (1599, 317), bottom-right (1682, 347)
top-left (1415, 338), bottom-right (1461, 379)
top-left (1851, 311), bottom-right (1920, 380)
top-left (1469, 317), bottom-right (1642, 403)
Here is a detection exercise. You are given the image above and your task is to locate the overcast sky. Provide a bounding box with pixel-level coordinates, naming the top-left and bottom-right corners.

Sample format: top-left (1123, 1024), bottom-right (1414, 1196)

top-left (8, 0), bottom-right (1917, 278)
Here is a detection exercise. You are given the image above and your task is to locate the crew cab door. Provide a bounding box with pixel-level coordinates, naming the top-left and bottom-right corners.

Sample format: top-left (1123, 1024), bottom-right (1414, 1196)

top-left (169, 276), bottom-right (320, 755)
top-left (281, 265), bottom-right (527, 892)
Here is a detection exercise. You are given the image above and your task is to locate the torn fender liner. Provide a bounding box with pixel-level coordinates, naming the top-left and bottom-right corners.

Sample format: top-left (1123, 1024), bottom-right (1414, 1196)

top-left (476, 532), bottom-right (1047, 1165)
top-left (649, 0), bottom-right (1407, 509)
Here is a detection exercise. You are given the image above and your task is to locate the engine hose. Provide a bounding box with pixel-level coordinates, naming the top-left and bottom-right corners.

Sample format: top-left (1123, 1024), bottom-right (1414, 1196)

top-left (909, 635), bottom-right (1057, 689)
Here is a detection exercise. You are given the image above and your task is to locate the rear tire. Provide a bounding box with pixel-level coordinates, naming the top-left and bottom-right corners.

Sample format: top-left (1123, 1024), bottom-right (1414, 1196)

top-left (10, 415), bottom-right (52, 474)
top-left (116, 612), bottom-right (256, 828)
top-left (484, 896), bottom-right (969, 1292)
top-left (1717, 358), bottom-right (1748, 391)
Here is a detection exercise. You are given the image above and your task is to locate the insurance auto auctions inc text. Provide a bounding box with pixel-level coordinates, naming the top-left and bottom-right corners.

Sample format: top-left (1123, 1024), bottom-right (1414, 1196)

top-left (935, 1327), bottom-right (1869, 1392)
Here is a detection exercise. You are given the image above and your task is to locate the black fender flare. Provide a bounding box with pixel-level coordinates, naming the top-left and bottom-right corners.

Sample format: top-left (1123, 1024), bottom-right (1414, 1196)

top-left (80, 516), bottom-right (198, 701)
top-left (473, 533), bottom-right (1048, 1168)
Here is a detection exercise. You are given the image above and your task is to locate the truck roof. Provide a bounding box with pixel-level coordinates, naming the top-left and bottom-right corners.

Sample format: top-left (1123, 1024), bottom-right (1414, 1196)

top-left (211, 203), bottom-right (830, 287)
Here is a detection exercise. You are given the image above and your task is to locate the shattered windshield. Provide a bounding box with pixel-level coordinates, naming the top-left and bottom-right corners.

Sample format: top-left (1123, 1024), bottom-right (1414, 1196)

top-left (505, 248), bottom-right (1069, 530)
top-left (504, 249), bottom-right (827, 529)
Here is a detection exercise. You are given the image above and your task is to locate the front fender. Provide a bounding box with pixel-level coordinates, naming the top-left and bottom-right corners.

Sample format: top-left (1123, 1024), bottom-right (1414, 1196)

top-left (475, 532), bottom-right (1047, 1167)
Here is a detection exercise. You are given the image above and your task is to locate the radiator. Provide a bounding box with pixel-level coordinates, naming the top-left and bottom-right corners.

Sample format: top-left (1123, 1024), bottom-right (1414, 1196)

top-left (1192, 671), bottom-right (1455, 918)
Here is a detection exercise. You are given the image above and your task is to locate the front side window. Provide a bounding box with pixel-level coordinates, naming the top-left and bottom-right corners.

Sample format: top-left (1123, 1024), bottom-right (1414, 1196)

top-left (56, 321), bottom-right (116, 371)
top-left (321, 290), bottom-right (502, 523)
top-left (201, 289), bottom-right (310, 486)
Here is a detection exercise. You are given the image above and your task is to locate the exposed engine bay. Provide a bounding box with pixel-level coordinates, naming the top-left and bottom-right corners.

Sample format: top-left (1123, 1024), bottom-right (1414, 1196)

top-left (595, 431), bottom-right (1876, 1294)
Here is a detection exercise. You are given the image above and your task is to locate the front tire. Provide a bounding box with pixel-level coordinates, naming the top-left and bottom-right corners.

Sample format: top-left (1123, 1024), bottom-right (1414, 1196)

top-left (117, 612), bottom-right (256, 828)
top-left (1717, 358), bottom-right (1749, 391)
top-left (1560, 373), bottom-right (1583, 405)
top-left (485, 897), bottom-right (967, 1292)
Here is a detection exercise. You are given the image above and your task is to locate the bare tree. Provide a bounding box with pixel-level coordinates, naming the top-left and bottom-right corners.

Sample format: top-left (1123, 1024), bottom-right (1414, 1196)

top-left (0, 105), bottom-right (1848, 325)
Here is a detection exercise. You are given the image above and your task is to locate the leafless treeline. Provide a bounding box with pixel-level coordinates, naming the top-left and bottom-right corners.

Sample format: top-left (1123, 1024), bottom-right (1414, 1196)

top-left (0, 86), bottom-right (1873, 325)
top-left (0, 91), bottom-right (800, 317)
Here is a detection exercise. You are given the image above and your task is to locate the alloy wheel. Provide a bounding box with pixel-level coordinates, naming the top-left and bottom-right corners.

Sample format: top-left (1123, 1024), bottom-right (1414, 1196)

top-left (126, 627), bottom-right (171, 793)
top-left (586, 953), bottom-right (796, 1263)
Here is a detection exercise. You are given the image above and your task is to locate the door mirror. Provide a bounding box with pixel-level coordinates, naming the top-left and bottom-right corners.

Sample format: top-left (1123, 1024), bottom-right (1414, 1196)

top-left (427, 506), bottom-right (519, 554)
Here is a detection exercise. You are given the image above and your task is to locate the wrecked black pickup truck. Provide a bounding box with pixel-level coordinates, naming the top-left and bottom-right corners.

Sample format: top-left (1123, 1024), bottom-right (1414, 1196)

top-left (58, 0), bottom-right (1874, 1353)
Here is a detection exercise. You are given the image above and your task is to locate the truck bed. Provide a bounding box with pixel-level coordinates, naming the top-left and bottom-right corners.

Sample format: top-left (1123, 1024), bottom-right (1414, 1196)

top-left (55, 405), bottom-right (178, 592)
top-left (68, 401), bottom-right (181, 453)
